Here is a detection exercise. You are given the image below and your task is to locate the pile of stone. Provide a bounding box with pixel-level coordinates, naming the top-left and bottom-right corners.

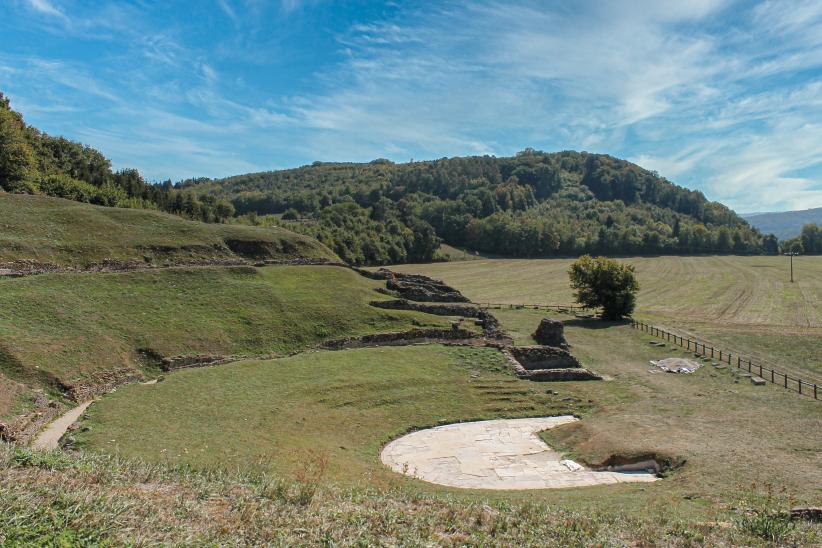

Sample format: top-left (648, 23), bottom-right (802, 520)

top-left (532, 318), bottom-right (570, 349)
top-left (650, 357), bottom-right (701, 374)
top-left (362, 268), bottom-right (469, 302)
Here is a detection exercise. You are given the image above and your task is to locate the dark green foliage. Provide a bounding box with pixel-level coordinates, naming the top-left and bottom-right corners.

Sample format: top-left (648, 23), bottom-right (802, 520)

top-left (781, 224), bottom-right (822, 254)
top-left (568, 255), bottom-right (640, 320)
top-left (185, 149), bottom-right (765, 264)
top-left (0, 93), bottom-right (233, 224)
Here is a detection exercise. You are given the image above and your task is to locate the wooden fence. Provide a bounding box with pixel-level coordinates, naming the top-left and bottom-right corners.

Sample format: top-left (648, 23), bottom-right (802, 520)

top-left (632, 320), bottom-right (820, 401)
top-left (476, 302), bottom-right (590, 313)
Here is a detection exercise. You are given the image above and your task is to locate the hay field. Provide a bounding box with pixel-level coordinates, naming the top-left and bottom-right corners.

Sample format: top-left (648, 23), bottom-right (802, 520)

top-left (390, 255), bottom-right (822, 329)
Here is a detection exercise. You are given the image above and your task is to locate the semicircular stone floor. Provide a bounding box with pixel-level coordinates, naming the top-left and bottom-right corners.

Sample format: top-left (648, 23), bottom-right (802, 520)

top-left (380, 416), bottom-right (659, 490)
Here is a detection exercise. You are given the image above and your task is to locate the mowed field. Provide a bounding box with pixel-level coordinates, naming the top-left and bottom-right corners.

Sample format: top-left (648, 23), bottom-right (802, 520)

top-left (389, 255), bottom-right (822, 329)
top-left (389, 255), bottom-right (822, 379)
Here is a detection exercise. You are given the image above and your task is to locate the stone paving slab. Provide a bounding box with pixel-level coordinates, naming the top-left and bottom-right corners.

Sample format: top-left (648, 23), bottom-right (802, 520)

top-left (381, 416), bottom-right (658, 490)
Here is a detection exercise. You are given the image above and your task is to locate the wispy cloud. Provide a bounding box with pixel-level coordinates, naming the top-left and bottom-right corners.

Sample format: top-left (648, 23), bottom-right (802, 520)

top-left (1, 0), bottom-right (820, 209)
top-left (26, 0), bottom-right (67, 21)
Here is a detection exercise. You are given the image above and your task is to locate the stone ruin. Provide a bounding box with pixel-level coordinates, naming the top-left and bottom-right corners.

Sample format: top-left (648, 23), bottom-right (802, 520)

top-left (359, 268), bottom-right (469, 303)
top-left (532, 318), bottom-right (570, 349)
top-left (504, 345), bottom-right (602, 382)
top-left (369, 299), bottom-right (505, 339)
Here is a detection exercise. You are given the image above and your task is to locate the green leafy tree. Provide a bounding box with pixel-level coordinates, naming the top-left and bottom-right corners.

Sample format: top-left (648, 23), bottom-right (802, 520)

top-left (0, 94), bottom-right (37, 189)
top-left (568, 255), bottom-right (640, 320)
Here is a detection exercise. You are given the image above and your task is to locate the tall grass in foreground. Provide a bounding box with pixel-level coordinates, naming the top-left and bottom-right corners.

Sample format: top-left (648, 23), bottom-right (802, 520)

top-left (1, 444), bottom-right (817, 546)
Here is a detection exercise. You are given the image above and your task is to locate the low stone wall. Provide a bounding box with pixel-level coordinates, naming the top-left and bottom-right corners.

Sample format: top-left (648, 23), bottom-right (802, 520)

top-left (525, 368), bottom-right (602, 381)
top-left (322, 327), bottom-right (478, 349)
top-left (161, 354), bottom-right (232, 371)
top-left (507, 345), bottom-right (582, 371)
top-left (369, 299), bottom-right (480, 316)
top-left (66, 368), bottom-right (146, 401)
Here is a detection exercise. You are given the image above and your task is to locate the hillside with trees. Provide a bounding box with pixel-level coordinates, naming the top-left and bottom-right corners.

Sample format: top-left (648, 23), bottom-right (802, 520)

top-left (2, 92), bottom-right (774, 265)
top-left (183, 151), bottom-right (767, 264)
top-left (0, 93), bottom-right (234, 223)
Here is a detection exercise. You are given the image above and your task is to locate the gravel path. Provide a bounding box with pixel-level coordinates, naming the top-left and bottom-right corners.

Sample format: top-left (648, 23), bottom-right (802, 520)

top-left (381, 416), bottom-right (659, 490)
top-left (31, 401), bottom-right (94, 450)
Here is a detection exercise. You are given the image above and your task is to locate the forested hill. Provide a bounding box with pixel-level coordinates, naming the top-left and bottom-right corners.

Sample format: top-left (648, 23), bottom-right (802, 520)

top-left (182, 152), bottom-right (769, 264)
top-left (0, 93), bottom-right (234, 223)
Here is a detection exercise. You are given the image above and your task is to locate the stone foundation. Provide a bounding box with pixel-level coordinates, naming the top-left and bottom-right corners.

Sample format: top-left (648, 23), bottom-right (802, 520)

top-left (507, 345), bottom-right (581, 370)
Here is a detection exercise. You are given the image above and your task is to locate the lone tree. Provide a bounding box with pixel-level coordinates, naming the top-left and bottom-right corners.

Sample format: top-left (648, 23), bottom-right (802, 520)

top-left (568, 255), bottom-right (639, 320)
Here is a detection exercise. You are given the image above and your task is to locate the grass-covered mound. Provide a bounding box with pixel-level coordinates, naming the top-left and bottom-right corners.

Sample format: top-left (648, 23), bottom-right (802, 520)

top-left (0, 265), bottom-right (451, 399)
top-left (0, 193), bottom-right (336, 268)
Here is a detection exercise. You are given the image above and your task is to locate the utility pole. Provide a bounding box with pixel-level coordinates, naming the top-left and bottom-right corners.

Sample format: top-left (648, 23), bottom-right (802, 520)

top-left (785, 251), bottom-right (799, 282)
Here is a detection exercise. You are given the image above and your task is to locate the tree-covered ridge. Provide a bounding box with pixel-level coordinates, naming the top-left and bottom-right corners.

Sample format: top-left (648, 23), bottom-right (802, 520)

top-left (183, 150), bottom-right (766, 264)
top-left (0, 93), bottom-right (234, 223)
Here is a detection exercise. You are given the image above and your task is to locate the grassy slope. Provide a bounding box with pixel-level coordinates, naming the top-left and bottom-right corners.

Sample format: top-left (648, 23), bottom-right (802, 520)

top-left (6, 445), bottom-right (817, 546)
top-left (0, 193), bottom-right (336, 266)
top-left (0, 265), bottom-right (451, 400)
top-left (388, 256), bottom-right (822, 377)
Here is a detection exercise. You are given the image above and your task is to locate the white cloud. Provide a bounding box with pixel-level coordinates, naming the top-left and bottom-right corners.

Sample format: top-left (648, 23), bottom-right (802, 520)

top-left (26, 0), bottom-right (67, 21)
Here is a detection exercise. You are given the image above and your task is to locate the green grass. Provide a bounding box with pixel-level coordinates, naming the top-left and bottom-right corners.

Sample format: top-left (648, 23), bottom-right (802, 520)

top-left (77, 320), bottom-right (821, 513)
top-left (5, 444), bottom-right (817, 546)
top-left (388, 255), bottom-right (822, 378)
top-left (0, 193), bottom-right (336, 267)
top-left (0, 265), bottom-right (452, 393)
top-left (494, 308), bottom-right (822, 506)
top-left (74, 345), bottom-right (579, 485)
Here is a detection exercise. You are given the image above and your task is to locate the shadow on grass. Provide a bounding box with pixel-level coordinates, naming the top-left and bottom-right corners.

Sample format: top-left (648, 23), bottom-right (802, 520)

top-left (563, 318), bottom-right (633, 330)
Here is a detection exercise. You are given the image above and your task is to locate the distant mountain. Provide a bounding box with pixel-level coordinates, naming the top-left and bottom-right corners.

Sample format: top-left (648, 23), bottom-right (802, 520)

top-left (742, 208), bottom-right (822, 240)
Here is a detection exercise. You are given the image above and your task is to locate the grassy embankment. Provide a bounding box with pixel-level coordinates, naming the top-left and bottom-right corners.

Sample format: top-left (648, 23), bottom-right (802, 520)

top-left (389, 255), bottom-right (822, 379)
top-left (0, 265), bottom-right (458, 420)
top-left (6, 441), bottom-right (818, 546)
top-left (0, 193), bottom-right (336, 267)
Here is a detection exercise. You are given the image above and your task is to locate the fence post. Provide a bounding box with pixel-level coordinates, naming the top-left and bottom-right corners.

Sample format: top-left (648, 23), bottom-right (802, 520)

top-left (815, 384), bottom-right (818, 400)
top-left (710, 346), bottom-right (714, 358)
top-left (759, 363), bottom-right (762, 377)
top-left (728, 352), bottom-right (732, 365)
top-left (719, 350), bottom-right (723, 361)
top-left (784, 374), bottom-right (788, 388)
top-left (799, 380), bottom-right (802, 395)
top-left (771, 369), bottom-right (775, 383)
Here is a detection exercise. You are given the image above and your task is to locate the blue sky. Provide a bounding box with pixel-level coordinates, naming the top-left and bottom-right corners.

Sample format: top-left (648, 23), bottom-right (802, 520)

top-left (1, 0), bottom-right (821, 212)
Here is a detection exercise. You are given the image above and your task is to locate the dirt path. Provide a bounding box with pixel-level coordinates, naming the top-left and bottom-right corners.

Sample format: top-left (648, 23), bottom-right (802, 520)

top-left (381, 417), bottom-right (659, 490)
top-left (31, 400), bottom-right (94, 450)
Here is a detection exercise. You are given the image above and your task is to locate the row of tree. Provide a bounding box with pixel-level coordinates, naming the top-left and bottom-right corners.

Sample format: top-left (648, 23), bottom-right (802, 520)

top-left (781, 223), bottom-right (822, 254)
